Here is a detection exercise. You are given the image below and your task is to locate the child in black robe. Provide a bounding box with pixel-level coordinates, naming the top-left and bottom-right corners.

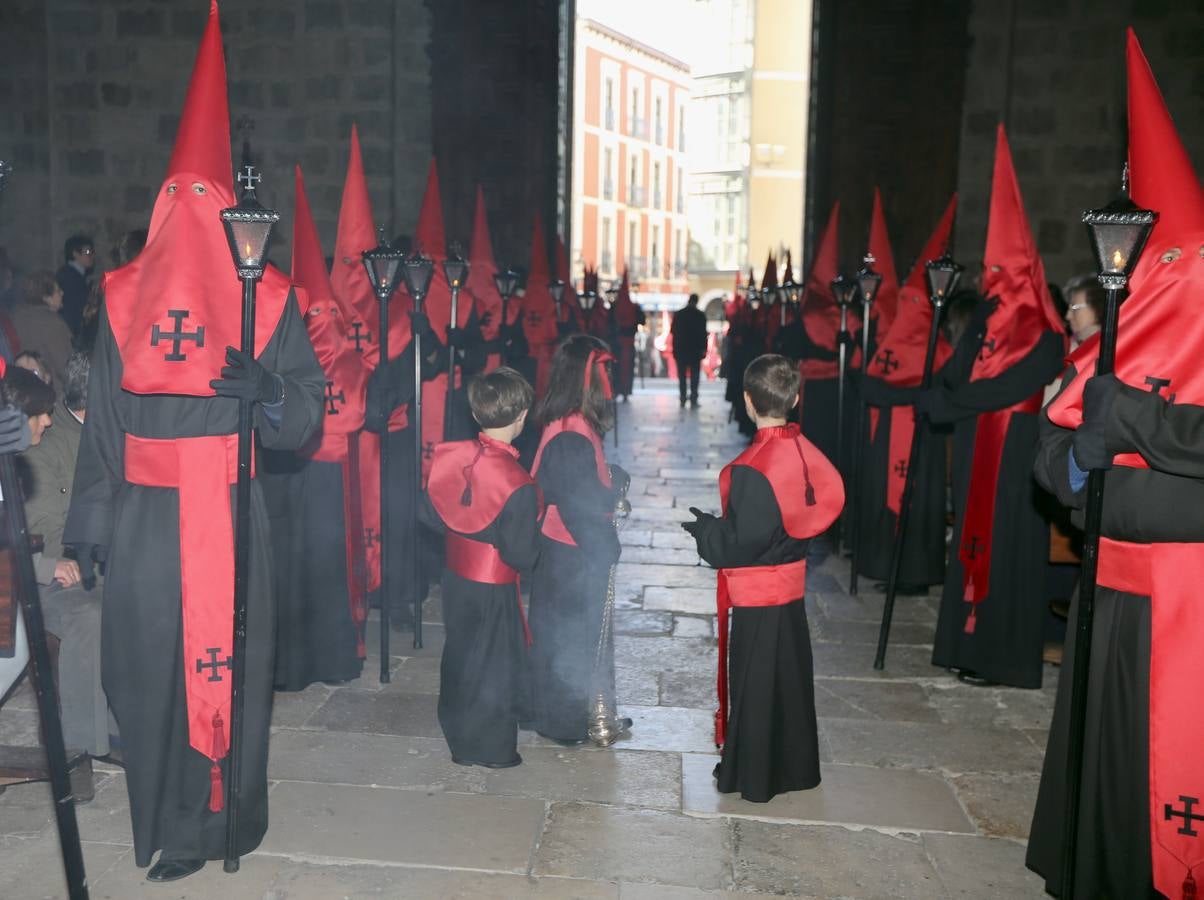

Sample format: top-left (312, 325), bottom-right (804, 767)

top-left (685, 354), bottom-right (844, 802)
top-left (422, 367), bottom-right (541, 767)
top-left (528, 335), bottom-right (629, 744)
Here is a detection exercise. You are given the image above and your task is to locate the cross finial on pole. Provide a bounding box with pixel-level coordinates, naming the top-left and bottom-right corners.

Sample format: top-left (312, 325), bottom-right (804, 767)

top-left (237, 165), bottom-right (261, 195)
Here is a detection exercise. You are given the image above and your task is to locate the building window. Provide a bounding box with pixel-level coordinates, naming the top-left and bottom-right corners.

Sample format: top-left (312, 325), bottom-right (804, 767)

top-left (603, 147), bottom-right (614, 200)
top-left (654, 97), bottom-right (663, 145)
top-left (678, 108), bottom-right (685, 151)
top-left (628, 156), bottom-right (644, 207)
top-left (653, 162), bottom-right (662, 209)
top-left (651, 224), bottom-right (661, 278)
top-left (604, 78), bottom-right (615, 131)
top-left (628, 221), bottom-right (639, 277)
top-left (630, 87), bottom-right (645, 140)
top-left (601, 216), bottom-right (613, 273)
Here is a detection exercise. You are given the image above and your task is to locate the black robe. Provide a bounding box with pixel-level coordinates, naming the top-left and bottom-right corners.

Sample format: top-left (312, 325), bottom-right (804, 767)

top-left (694, 466), bottom-right (819, 803)
top-left (528, 431), bottom-right (621, 742)
top-left (64, 297), bottom-right (323, 866)
top-left (260, 450), bottom-right (361, 691)
top-left (364, 336), bottom-right (445, 619)
top-left (854, 377), bottom-right (947, 585)
top-left (928, 325), bottom-right (1064, 687)
top-left (1027, 376), bottom-right (1204, 899)
top-left (724, 317), bottom-right (763, 437)
top-left (420, 484), bottom-right (540, 765)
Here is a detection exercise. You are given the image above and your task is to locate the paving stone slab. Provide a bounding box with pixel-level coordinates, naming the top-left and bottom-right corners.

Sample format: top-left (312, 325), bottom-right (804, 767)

top-left (615, 636), bottom-right (715, 680)
top-left (614, 705), bottom-right (716, 753)
top-left (643, 586), bottom-right (717, 616)
top-left (268, 730), bottom-right (480, 792)
top-left (271, 682), bottom-right (335, 727)
top-left (618, 546), bottom-right (704, 567)
top-left (923, 682), bottom-right (1057, 730)
top-left (672, 615), bottom-right (714, 639)
top-left (535, 802), bottom-right (731, 889)
top-left (0, 834), bottom-right (133, 900)
top-left (822, 718), bottom-right (1046, 775)
top-left (659, 669), bottom-right (716, 709)
top-left (950, 772), bottom-right (1041, 840)
top-left (0, 706), bottom-right (39, 745)
top-left (475, 746), bottom-right (681, 810)
top-left (615, 609), bottom-right (674, 636)
top-left (812, 615), bottom-right (935, 646)
top-left (615, 665), bottom-right (662, 706)
top-left (682, 755), bottom-right (973, 833)
top-left (922, 832), bottom-right (1047, 898)
top-left (813, 678), bottom-right (943, 724)
top-left (621, 529), bottom-right (655, 547)
top-left (260, 781), bottom-right (544, 871)
top-left (390, 654), bottom-right (444, 694)
top-left (814, 590), bottom-right (940, 624)
top-left (618, 886), bottom-right (764, 900)
top-left (812, 641), bottom-right (939, 679)
top-left (730, 819), bottom-right (946, 899)
top-left (265, 863), bottom-right (621, 899)
top-left (615, 564), bottom-right (716, 591)
top-left (307, 690), bottom-right (443, 738)
top-left (88, 851), bottom-right (281, 899)
top-left (651, 530), bottom-right (700, 550)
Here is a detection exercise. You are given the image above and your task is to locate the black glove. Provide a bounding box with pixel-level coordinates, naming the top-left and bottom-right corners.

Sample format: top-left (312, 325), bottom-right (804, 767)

top-left (681, 506), bottom-right (715, 538)
top-left (210, 348), bottom-right (283, 404)
top-left (913, 388), bottom-right (943, 420)
top-left (409, 310), bottom-right (434, 340)
top-left (446, 326), bottom-right (472, 349)
top-left (67, 544), bottom-right (106, 591)
top-left (1073, 373), bottom-right (1122, 471)
top-left (836, 331), bottom-right (857, 349)
top-left (0, 406), bottom-right (31, 455)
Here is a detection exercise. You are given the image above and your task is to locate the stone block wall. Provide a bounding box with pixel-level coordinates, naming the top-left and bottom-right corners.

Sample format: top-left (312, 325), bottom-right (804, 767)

top-left (955, 0), bottom-right (1204, 285)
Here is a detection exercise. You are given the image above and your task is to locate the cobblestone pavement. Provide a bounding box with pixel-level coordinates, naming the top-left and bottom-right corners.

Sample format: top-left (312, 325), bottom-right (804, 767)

top-left (0, 380), bottom-right (1054, 898)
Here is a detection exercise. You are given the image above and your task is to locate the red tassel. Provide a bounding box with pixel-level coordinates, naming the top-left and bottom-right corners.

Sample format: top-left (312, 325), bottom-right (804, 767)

top-left (1184, 870), bottom-right (1197, 900)
top-left (211, 713), bottom-right (227, 759)
top-left (209, 763), bottom-right (223, 812)
top-left (964, 606), bottom-right (977, 634)
top-left (714, 708), bottom-right (725, 748)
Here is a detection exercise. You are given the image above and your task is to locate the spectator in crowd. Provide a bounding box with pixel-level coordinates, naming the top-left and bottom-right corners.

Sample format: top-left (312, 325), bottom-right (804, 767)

top-left (671, 294), bottom-right (708, 409)
top-left (11, 271), bottom-right (73, 390)
top-left (54, 234), bottom-right (95, 337)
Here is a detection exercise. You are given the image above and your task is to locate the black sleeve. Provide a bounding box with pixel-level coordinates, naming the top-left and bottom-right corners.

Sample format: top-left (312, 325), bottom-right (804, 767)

top-left (256, 292), bottom-right (326, 450)
top-left (418, 492), bottom-right (444, 535)
top-left (693, 466), bottom-right (780, 569)
top-left (1107, 385), bottom-right (1204, 479)
top-left (928, 329), bottom-right (1064, 424)
top-left (538, 432), bottom-right (621, 566)
top-left (365, 336), bottom-right (445, 433)
top-left (861, 376), bottom-right (921, 408)
top-left (495, 483), bottom-right (541, 574)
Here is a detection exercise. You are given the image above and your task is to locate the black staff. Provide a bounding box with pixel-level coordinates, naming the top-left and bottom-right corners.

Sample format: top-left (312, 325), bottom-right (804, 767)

top-left (847, 254), bottom-right (882, 596)
top-left (0, 159), bottom-right (88, 898)
top-left (218, 165), bottom-right (279, 873)
top-left (362, 231), bottom-right (406, 679)
top-left (605, 286), bottom-right (620, 448)
top-left (874, 252), bottom-right (962, 669)
top-left (1059, 175), bottom-right (1154, 900)
top-left (829, 274), bottom-right (855, 552)
top-left (494, 269), bottom-right (520, 363)
top-left (400, 252), bottom-right (436, 650)
top-left (443, 247), bottom-right (470, 439)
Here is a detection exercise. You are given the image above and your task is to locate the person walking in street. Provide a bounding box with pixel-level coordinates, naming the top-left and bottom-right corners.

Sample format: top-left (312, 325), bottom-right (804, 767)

top-left (672, 294), bottom-right (707, 409)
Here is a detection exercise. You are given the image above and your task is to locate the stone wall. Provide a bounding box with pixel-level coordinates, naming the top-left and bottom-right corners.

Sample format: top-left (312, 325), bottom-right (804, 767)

top-left (955, 0), bottom-right (1204, 284)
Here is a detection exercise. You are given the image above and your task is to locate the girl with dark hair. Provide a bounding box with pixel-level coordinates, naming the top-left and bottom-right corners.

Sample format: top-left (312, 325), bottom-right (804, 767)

top-left (527, 334), bottom-right (629, 744)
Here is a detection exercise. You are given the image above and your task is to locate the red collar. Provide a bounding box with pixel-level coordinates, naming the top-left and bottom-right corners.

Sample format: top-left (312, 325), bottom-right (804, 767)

top-left (478, 433), bottom-right (520, 459)
top-left (752, 423), bottom-right (799, 443)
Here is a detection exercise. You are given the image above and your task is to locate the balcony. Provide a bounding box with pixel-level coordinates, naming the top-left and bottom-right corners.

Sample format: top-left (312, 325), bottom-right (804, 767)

top-left (650, 256), bottom-right (662, 279)
top-left (628, 185), bottom-right (646, 208)
top-left (673, 260), bottom-right (688, 278)
top-left (630, 116), bottom-right (648, 140)
top-left (655, 123), bottom-right (664, 145)
top-left (602, 177), bottom-right (614, 200)
top-left (605, 107), bottom-right (615, 131)
top-left (676, 191), bottom-right (684, 214)
top-left (601, 250), bottom-right (613, 274)
top-left (627, 256), bottom-right (647, 279)
top-left (653, 190), bottom-right (662, 209)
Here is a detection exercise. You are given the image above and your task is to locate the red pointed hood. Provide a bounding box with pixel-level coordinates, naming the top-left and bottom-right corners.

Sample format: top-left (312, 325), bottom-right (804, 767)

top-left (522, 214), bottom-right (558, 347)
top-left (870, 199), bottom-right (958, 388)
top-left (801, 202), bottom-right (846, 378)
top-left (1127, 28), bottom-right (1204, 255)
top-left (331, 124), bottom-right (380, 363)
top-left (467, 185), bottom-right (511, 342)
top-left (904, 194), bottom-right (957, 292)
top-left (761, 252), bottom-right (778, 291)
top-left (867, 188), bottom-right (900, 334)
top-left (293, 165), bottom-right (367, 435)
top-left (555, 235), bottom-right (580, 324)
top-left (414, 158), bottom-right (446, 258)
top-left (614, 268), bottom-right (638, 328)
top-left (160, 0), bottom-right (232, 217)
top-left (972, 125), bottom-right (1063, 381)
top-left (782, 250), bottom-right (795, 285)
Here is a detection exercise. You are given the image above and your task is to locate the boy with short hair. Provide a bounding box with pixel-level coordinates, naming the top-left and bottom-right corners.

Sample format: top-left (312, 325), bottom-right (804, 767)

top-left (683, 353), bottom-right (844, 802)
top-left (424, 367), bottom-right (541, 767)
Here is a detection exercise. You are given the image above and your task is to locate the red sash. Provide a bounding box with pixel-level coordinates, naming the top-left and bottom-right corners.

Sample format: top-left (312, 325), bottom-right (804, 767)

top-left (445, 531), bottom-right (531, 646)
top-left (1094, 536), bottom-right (1204, 898)
top-left (124, 433), bottom-right (247, 812)
top-left (956, 389), bottom-right (1043, 632)
top-left (532, 414), bottom-right (612, 547)
top-left (714, 559), bottom-right (807, 746)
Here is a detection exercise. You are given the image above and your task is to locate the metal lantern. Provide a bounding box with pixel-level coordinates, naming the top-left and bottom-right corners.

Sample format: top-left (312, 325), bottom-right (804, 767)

top-left (604, 283), bottom-right (619, 309)
top-left (579, 289), bottom-right (599, 312)
top-left (442, 244), bottom-right (470, 291)
top-left (924, 252), bottom-right (964, 306)
top-left (362, 228), bottom-right (406, 302)
top-left (548, 279), bottom-right (566, 306)
top-left (220, 166), bottom-right (279, 279)
top-left (854, 253), bottom-right (883, 308)
top-left (494, 268), bottom-right (520, 301)
top-left (401, 250), bottom-right (436, 308)
top-left (1082, 165), bottom-right (1156, 291)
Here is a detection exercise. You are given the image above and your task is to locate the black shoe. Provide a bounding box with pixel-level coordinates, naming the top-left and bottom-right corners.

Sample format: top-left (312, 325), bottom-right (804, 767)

top-left (956, 670), bottom-right (998, 687)
top-left (872, 581), bottom-right (928, 596)
top-left (147, 858), bottom-right (205, 882)
top-left (452, 754), bottom-right (523, 769)
top-left (690, 399), bottom-right (699, 409)
top-left (680, 399), bottom-right (687, 408)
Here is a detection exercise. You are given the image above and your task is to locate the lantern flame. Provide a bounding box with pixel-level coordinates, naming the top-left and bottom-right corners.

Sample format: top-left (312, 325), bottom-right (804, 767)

top-left (1112, 248), bottom-right (1124, 270)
